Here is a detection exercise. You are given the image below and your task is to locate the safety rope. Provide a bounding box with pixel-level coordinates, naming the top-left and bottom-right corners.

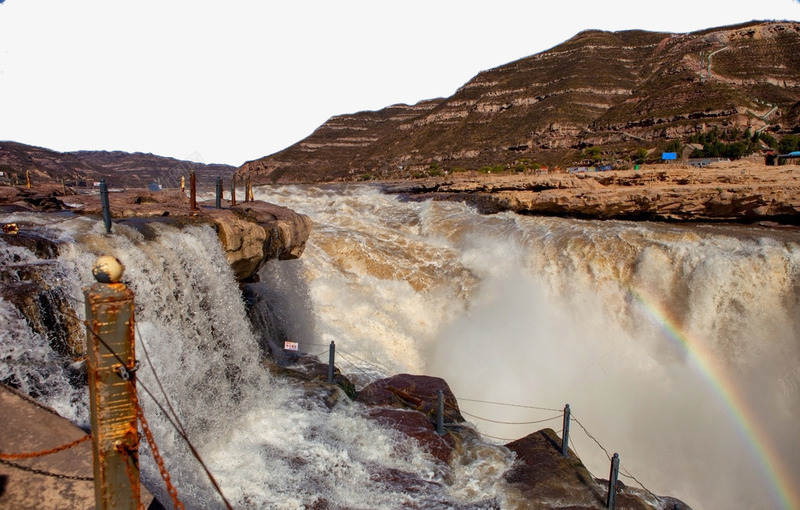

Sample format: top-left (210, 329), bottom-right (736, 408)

top-left (336, 351), bottom-right (378, 379)
top-left (0, 457), bottom-right (93, 481)
top-left (475, 431), bottom-right (517, 442)
top-left (56, 307), bottom-right (234, 510)
top-left (570, 413), bottom-right (662, 505)
top-left (621, 465), bottom-right (661, 504)
top-left (571, 414), bottom-right (612, 461)
top-left (0, 434), bottom-right (91, 460)
top-left (459, 410), bottom-right (562, 426)
top-left (58, 295), bottom-right (664, 507)
top-left (457, 398), bottom-right (561, 413)
top-left (134, 329), bottom-right (234, 510)
top-left (131, 385), bottom-right (185, 510)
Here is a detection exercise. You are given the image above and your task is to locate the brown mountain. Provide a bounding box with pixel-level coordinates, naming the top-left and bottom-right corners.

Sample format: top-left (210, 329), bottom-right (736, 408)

top-left (239, 20), bottom-right (800, 184)
top-left (0, 141), bottom-right (235, 189)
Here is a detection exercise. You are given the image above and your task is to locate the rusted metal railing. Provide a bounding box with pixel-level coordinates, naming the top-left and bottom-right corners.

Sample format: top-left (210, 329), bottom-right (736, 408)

top-left (84, 256), bottom-right (140, 509)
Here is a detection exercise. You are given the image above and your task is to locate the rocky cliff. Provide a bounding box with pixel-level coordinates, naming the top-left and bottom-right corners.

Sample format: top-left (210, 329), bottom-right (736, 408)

top-left (240, 21), bottom-right (800, 183)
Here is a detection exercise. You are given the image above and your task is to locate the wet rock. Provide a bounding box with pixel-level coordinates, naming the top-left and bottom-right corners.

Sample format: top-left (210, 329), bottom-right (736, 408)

top-left (0, 184), bottom-right (72, 213)
top-left (206, 202), bottom-right (312, 281)
top-left (364, 407), bottom-right (455, 463)
top-left (355, 373), bottom-right (465, 425)
top-left (0, 233), bottom-right (83, 357)
top-left (1, 230), bottom-right (60, 260)
top-left (265, 355), bottom-right (357, 401)
top-left (504, 428), bottom-right (690, 509)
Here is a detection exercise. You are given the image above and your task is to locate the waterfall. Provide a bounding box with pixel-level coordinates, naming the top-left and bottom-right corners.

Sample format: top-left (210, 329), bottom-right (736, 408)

top-left (257, 184), bottom-right (800, 510)
top-left (4, 184), bottom-right (800, 509)
top-left (0, 210), bottom-right (514, 509)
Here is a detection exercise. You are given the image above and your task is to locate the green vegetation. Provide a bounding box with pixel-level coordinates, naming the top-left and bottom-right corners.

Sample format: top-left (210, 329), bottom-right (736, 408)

top-left (582, 146), bottom-right (603, 164)
top-left (427, 162), bottom-right (445, 177)
top-left (478, 164), bottom-right (506, 174)
top-left (684, 127), bottom-right (789, 159)
top-left (664, 139), bottom-right (683, 154)
top-left (778, 134), bottom-right (800, 153)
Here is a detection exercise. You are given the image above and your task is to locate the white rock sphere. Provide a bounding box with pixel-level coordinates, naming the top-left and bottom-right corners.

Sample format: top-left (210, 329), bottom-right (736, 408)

top-left (92, 256), bottom-right (124, 283)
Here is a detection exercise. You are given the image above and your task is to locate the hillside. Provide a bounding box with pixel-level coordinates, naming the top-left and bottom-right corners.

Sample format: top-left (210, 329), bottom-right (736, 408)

top-left (0, 141), bottom-right (236, 190)
top-left (239, 21), bottom-right (800, 184)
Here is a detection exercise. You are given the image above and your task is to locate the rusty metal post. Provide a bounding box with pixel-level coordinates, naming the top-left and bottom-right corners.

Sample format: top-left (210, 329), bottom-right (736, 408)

top-left (230, 175), bottom-right (236, 206)
top-left (245, 173), bottom-right (251, 203)
top-left (84, 256), bottom-right (140, 510)
top-left (190, 171), bottom-right (197, 210)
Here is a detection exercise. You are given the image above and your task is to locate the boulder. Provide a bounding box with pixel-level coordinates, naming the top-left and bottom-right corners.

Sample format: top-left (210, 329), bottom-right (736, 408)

top-left (206, 201), bottom-right (312, 280)
top-left (356, 373), bottom-right (465, 424)
top-left (504, 428), bottom-right (691, 509)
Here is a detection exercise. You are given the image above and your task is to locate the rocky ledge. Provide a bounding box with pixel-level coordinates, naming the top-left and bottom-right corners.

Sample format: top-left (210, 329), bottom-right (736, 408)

top-left (0, 185), bottom-right (312, 282)
top-left (273, 357), bottom-right (691, 509)
top-left (384, 161), bottom-right (800, 224)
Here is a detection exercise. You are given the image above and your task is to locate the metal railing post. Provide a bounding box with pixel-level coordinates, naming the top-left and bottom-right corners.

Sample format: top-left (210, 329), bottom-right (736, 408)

top-left (607, 452), bottom-right (620, 509)
top-left (99, 179), bottom-right (112, 234)
top-left (230, 175), bottom-right (236, 206)
top-left (328, 341), bottom-right (336, 384)
top-left (215, 177), bottom-right (222, 209)
top-left (190, 171), bottom-right (197, 211)
top-left (436, 390), bottom-right (445, 435)
top-left (84, 256), bottom-right (139, 509)
top-left (561, 404), bottom-right (571, 457)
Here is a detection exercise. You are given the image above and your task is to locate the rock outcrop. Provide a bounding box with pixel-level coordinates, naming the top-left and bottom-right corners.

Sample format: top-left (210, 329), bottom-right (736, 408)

top-left (240, 21), bottom-right (800, 183)
top-left (385, 161), bottom-right (800, 224)
top-left (272, 364), bottom-right (691, 509)
top-left (1, 187), bottom-right (312, 282)
top-left (504, 429), bottom-right (687, 509)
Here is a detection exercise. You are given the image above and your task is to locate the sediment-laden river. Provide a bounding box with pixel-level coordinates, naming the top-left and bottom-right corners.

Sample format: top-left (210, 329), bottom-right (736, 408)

top-left (2, 183), bottom-right (799, 509)
top-left (258, 184), bottom-right (800, 510)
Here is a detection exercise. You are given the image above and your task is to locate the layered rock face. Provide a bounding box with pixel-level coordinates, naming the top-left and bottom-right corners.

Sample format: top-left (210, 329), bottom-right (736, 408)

top-left (240, 21), bottom-right (800, 183)
top-left (385, 161), bottom-right (800, 224)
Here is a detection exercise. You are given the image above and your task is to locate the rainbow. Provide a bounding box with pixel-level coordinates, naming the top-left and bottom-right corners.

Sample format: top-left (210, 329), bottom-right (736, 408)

top-left (628, 287), bottom-right (799, 510)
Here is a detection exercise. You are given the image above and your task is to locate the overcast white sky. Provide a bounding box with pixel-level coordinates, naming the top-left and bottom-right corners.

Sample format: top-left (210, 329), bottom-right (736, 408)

top-left (1, 1), bottom-right (799, 166)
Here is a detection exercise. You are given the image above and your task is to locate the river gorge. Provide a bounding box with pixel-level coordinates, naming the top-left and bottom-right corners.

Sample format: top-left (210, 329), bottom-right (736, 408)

top-left (2, 183), bottom-right (800, 509)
